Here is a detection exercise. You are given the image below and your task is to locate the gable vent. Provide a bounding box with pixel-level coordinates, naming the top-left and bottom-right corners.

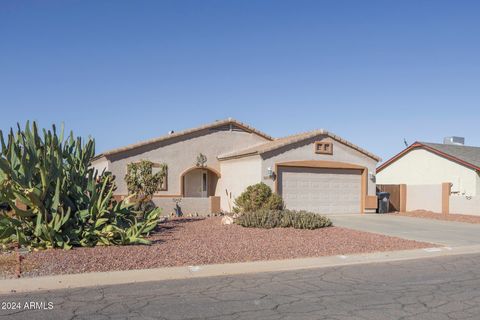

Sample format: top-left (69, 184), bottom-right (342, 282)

top-left (209, 124), bottom-right (247, 133)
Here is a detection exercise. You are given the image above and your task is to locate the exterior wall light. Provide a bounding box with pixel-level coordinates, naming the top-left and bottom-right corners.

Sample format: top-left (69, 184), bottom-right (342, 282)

top-left (264, 167), bottom-right (276, 180)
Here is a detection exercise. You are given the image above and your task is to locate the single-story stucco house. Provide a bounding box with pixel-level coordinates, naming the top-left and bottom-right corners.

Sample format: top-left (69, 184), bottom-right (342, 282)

top-left (92, 118), bottom-right (380, 215)
top-left (377, 139), bottom-right (480, 197)
top-left (377, 138), bottom-right (480, 215)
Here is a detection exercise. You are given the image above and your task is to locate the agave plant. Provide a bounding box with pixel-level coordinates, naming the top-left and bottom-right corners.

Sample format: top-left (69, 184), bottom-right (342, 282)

top-left (0, 122), bottom-right (161, 249)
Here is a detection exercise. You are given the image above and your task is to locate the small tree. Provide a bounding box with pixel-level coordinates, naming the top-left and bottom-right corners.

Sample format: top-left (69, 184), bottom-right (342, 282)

top-left (125, 160), bottom-right (167, 210)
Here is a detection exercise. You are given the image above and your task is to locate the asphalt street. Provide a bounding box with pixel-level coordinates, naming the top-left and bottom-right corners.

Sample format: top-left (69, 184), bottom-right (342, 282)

top-left (1, 253), bottom-right (480, 320)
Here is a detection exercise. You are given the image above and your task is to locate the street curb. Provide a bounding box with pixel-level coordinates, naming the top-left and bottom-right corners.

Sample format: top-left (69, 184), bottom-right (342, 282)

top-left (3, 245), bottom-right (480, 294)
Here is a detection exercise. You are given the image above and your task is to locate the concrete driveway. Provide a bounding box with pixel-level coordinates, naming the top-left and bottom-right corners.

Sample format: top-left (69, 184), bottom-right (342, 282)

top-left (330, 214), bottom-right (480, 247)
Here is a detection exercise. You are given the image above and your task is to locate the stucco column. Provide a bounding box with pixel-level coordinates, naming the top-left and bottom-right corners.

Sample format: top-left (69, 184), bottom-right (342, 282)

top-left (442, 182), bottom-right (452, 215)
top-left (399, 184), bottom-right (407, 213)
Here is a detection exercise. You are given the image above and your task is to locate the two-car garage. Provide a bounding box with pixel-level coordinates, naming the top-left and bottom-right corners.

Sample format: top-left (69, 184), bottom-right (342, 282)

top-left (218, 131), bottom-right (380, 214)
top-left (276, 161), bottom-right (366, 214)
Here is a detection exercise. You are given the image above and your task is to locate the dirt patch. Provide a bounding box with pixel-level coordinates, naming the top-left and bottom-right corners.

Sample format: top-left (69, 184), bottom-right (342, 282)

top-left (0, 252), bottom-right (37, 278)
top-left (0, 254), bottom-right (17, 276)
top-left (392, 210), bottom-right (480, 224)
top-left (1, 217), bottom-right (436, 279)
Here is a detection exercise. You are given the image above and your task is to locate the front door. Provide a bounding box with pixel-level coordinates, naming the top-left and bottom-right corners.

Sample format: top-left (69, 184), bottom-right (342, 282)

top-left (201, 171), bottom-right (208, 197)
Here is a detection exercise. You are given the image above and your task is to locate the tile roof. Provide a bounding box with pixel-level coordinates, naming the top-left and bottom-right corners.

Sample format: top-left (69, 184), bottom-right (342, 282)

top-left (218, 129), bottom-right (381, 161)
top-left (420, 142), bottom-right (480, 169)
top-left (94, 118), bottom-right (273, 159)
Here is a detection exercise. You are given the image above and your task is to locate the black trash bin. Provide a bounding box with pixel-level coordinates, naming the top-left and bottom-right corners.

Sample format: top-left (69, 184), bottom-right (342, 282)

top-left (377, 192), bottom-right (390, 213)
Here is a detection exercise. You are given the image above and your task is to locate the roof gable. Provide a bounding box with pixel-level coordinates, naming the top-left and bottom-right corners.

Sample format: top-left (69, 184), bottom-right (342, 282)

top-left (218, 130), bottom-right (381, 162)
top-left (377, 142), bottom-right (480, 173)
top-left (95, 118), bottom-right (273, 159)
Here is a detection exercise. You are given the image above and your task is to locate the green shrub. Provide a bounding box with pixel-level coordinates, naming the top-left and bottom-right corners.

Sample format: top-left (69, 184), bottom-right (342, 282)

top-left (234, 209), bottom-right (283, 229)
top-left (264, 193), bottom-right (285, 211)
top-left (0, 121), bottom-right (162, 249)
top-left (281, 210), bottom-right (332, 229)
top-left (233, 183), bottom-right (284, 213)
top-left (235, 209), bottom-right (332, 230)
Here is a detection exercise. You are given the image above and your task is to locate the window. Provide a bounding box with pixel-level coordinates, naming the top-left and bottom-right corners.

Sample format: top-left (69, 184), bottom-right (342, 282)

top-left (152, 164), bottom-right (168, 191)
top-left (127, 161), bottom-right (168, 193)
top-left (314, 141), bottom-right (333, 155)
top-left (158, 171), bottom-right (168, 191)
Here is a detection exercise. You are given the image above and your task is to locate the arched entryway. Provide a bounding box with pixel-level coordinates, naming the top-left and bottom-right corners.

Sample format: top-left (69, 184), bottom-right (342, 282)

top-left (181, 167), bottom-right (220, 197)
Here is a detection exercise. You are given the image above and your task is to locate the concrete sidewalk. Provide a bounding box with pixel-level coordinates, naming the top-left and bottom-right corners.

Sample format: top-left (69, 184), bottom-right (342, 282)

top-left (3, 244), bottom-right (480, 294)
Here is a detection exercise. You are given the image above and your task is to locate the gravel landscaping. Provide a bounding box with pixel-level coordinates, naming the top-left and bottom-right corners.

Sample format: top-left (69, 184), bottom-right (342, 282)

top-left (0, 217), bottom-right (435, 279)
top-left (392, 210), bottom-right (480, 224)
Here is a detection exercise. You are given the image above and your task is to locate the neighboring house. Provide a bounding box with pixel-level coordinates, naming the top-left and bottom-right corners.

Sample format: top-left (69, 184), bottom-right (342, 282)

top-left (377, 138), bottom-right (480, 215)
top-left (92, 118), bottom-right (380, 215)
top-left (377, 140), bottom-right (480, 196)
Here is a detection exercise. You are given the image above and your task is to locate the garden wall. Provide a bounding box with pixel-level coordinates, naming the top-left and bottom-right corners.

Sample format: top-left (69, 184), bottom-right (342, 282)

top-left (399, 182), bottom-right (480, 216)
top-left (406, 184), bottom-right (443, 213)
top-left (152, 196), bottom-right (220, 216)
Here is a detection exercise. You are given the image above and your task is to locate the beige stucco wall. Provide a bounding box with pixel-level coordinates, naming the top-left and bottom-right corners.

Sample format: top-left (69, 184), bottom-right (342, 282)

top-left (406, 184), bottom-right (442, 213)
top-left (152, 197), bottom-right (212, 216)
top-left (91, 157), bottom-right (110, 174)
top-left (476, 172), bottom-right (480, 197)
top-left (218, 156), bottom-right (263, 212)
top-left (450, 195), bottom-right (480, 216)
top-left (106, 129), bottom-right (268, 196)
top-left (377, 149), bottom-right (479, 196)
top-left (260, 135), bottom-right (378, 196)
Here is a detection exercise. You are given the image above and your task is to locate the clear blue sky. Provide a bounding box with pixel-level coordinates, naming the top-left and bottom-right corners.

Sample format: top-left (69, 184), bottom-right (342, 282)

top-left (1, 0), bottom-right (479, 162)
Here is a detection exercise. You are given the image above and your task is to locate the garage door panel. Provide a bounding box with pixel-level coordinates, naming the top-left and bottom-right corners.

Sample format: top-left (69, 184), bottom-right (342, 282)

top-left (279, 167), bottom-right (361, 214)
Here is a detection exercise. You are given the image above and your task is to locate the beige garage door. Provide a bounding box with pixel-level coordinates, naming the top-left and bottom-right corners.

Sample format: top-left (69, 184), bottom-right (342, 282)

top-left (278, 167), bottom-right (362, 214)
